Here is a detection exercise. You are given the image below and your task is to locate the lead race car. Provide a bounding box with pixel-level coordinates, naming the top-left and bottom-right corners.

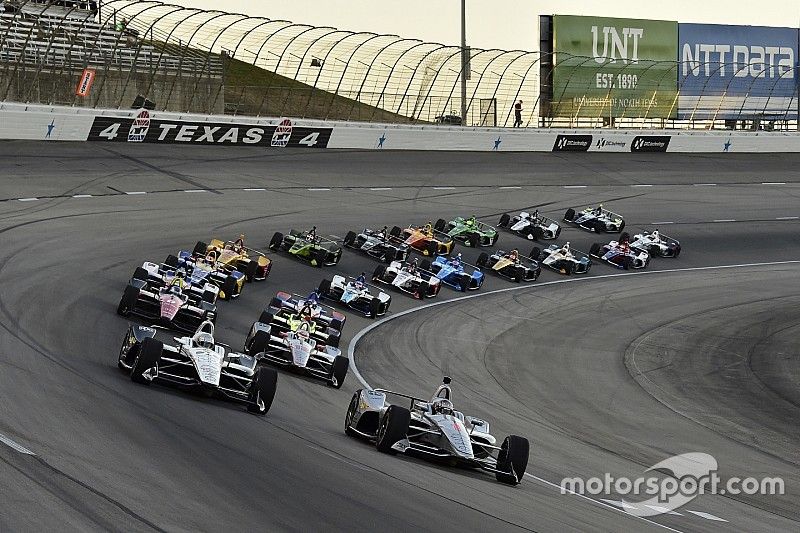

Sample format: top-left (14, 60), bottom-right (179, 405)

top-left (630, 229), bottom-right (681, 258)
top-left (434, 216), bottom-right (498, 247)
top-left (590, 233), bottom-right (650, 270)
top-left (372, 259), bottom-right (442, 299)
top-left (118, 320), bottom-right (277, 415)
top-left (343, 226), bottom-right (410, 263)
top-left (194, 235), bottom-right (272, 281)
top-left (389, 222), bottom-right (455, 256)
top-left (117, 266), bottom-right (217, 333)
top-left (498, 210), bottom-right (561, 241)
top-left (244, 314), bottom-right (350, 388)
top-left (476, 249), bottom-right (541, 283)
top-left (533, 242), bottom-right (592, 275)
top-left (344, 377), bottom-right (530, 485)
top-left (421, 254), bottom-right (484, 291)
top-left (269, 226), bottom-right (342, 267)
top-left (318, 275), bottom-right (392, 318)
top-left (564, 204), bottom-right (625, 233)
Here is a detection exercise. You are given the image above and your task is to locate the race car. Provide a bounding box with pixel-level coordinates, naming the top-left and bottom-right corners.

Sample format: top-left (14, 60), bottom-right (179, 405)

top-left (434, 216), bottom-right (498, 247)
top-left (318, 275), bottom-right (392, 318)
top-left (244, 318), bottom-right (349, 388)
top-left (269, 227), bottom-right (342, 267)
top-left (118, 320), bottom-right (277, 415)
top-left (563, 205), bottom-right (625, 233)
top-left (257, 295), bottom-right (343, 348)
top-left (421, 254), bottom-right (484, 291)
top-left (533, 243), bottom-right (592, 275)
top-left (168, 252), bottom-right (244, 300)
top-left (389, 223), bottom-right (454, 256)
top-left (630, 230), bottom-right (681, 258)
top-left (498, 211), bottom-right (561, 241)
top-left (344, 377), bottom-right (530, 485)
top-left (193, 236), bottom-right (272, 281)
top-left (372, 260), bottom-right (441, 299)
top-left (343, 227), bottom-right (410, 263)
top-left (476, 249), bottom-right (541, 283)
top-left (117, 266), bottom-right (217, 334)
top-left (590, 235), bottom-right (650, 270)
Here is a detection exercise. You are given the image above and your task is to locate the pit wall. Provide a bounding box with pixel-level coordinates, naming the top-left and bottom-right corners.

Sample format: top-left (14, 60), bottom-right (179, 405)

top-left (0, 102), bottom-right (795, 153)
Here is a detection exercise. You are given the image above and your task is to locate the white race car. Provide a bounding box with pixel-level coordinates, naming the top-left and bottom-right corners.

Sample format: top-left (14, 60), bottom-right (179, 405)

top-left (344, 377), bottom-right (530, 484)
top-left (533, 243), bottom-right (592, 275)
top-left (318, 275), bottom-right (391, 318)
top-left (117, 320), bottom-right (277, 415)
top-left (564, 206), bottom-right (625, 233)
top-left (630, 230), bottom-right (682, 258)
top-left (498, 211), bottom-right (561, 240)
top-left (372, 260), bottom-right (441, 299)
top-left (244, 319), bottom-right (350, 388)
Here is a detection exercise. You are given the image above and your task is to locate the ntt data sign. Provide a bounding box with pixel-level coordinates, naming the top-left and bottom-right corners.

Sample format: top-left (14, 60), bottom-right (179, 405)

top-left (678, 24), bottom-right (799, 119)
top-left (552, 15), bottom-right (678, 119)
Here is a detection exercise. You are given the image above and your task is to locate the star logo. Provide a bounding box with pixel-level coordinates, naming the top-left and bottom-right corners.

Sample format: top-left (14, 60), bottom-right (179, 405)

top-left (493, 136), bottom-right (501, 151)
top-left (723, 138), bottom-right (732, 152)
top-left (45, 119), bottom-right (56, 139)
top-left (377, 132), bottom-right (387, 148)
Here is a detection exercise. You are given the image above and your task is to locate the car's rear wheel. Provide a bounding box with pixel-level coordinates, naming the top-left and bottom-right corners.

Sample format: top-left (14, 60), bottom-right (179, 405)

top-left (564, 208), bottom-right (575, 221)
top-left (132, 267), bottom-right (149, 282)
top-left (416, 281), bottom-right (429, 299)
top-left (345, 391), bottom-right (360, 436)
top-left (269, 232), bottom-right (283, 251)
top-left (202, 289), bottom-right (215, 303)
top-left (258, 310), bottom-right (274, 326)
top-left (529, 247), bottom-right (541, 261)
top-left (465, 232), bottom-right (479, 247)
top-left (343, 231), bottom-right (357, 247)
top-left (369, 297), bottom-right (381, 318)
top-left (389, 226), bottom-right (401, 238)
top-left (420, 259), bottom-right (431, 271)
top-left (244, 260), bottom-right (258, 281)
top-left (117, 285), bottom-right (138, 316)
top-left (622, 256), bottom-right (633, 270)
top-left (532, 227), bottom-right (544, 241)
top-left (131, 337), bottom-right (161, 384)
top-left (425, 240), bottom-right (437, 256)
top-left (247, 367), bottom-right (277, 415)
top-left (318, 278), bottom-right (332, 296)
top-left (221, 275), bottom-right (237, 300)
top-left (373, 264), bottom-right (387, 281)
top-left (193, 241), bottom-right (207, 256)
top-left (376, 405), bottom-right (410, 455)
top-left (620, 232), bottom-right (630, 243)
top-left (495, 435), bottom-right (530, 484)
top-left (313, 247), bottom-right (327, 267)
top-left (459, 276), bottom-right (470, 291)
top-left (618, 221), bottom-right (626, 232)
top-left (513, 266), bottom-right (524, 283)
top-left (590, 243), bottom-right (601, 256)
top-left (498, 213), bottom-right (510, 227)
top-left (246, 328), bottom-right (269, 356)
top-left (434, 219), bottom-right (446, 232)
top-left (165, 254), bottom-right (179, 268)
top-left (476, 252), bottom-right (489, 268)
top-left (328, 356), bottom-right (349, 389)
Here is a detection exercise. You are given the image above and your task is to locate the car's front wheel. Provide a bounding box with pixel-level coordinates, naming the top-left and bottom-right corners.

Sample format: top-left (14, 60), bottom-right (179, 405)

top-left (495, 435), bottom-right (530, 485)
top-left (376, 405), bottom-right (410, 455)
top-left (247, 367), bottom-right (277, 415)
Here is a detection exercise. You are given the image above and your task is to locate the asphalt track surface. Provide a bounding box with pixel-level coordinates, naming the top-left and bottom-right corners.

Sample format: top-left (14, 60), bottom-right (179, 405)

top-left (0, 142), bottom-right (798, 532)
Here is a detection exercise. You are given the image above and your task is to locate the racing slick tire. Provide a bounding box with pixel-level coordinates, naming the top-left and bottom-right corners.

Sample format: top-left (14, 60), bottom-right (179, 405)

top-left (312, 247), bottom-right (327, 267)
top-left (117, 285), bottom-right (138, 316)
top-left (193, 241), bottom-right (208, 256)
top-left (165, 254), bottom-right (179, 268)
top-left (531, 227), bottom-right (544, 241)
top-left (465, 232), bottom-right (479, 248)
top-left (416, 281), bottom-right (430, 299)
top-left (376, 405), bottom-right (411, 455)
top-left (247, 366), bottom-right (277, 415)
top-left (420, 259), bottom-right (432, 272)
top-left (369, 297), bottom-right (382, 318)
top-left (593, 219), bottom-right (605, 232)
top-left (618, 221), bottom-right (626, 233)
top-left (372, 264), bottom-right (387, 281)
top-left (131, 337), bottom-right (162, 384)
top-left (221, 275), bottom-right (237, 301)
top-left (243, 260), bottom-right (258, 282)
top-left (268, 232), bottom-right (284, 251)
top-left (330, 316), bottom-right (345, 332)
top-left (529, 247), bottom-right (541, 261)
top-left (589, 243), bottom-right (602, 257)
top-left (424, 240), bottom-right (438, 256)
top-left (620, 232), bottom-right (630, 243)
top-left (246, 328), bottom-right (269, 356)
top-left (325, 329), bottom-right (341, 348)
top-left (476, 252), bottom-right (489, 268)
top-left (434, 219), bottom-right (447, 232)
top-left (269, 296), bottom-right (283, 309)
top-left (389, 226), bottom-right (402, 238)
top-left (498, 213), bottom-right (510, 227)
top-left (132, 267), bottom-right (149, 282)
top-left (458, 276), bottom-right (470, 292)
top-left (495, 435), bottom-right (530, 485)
top-left (564, 261), bottom-right (576, 275)
top-left (202, 290), bottom-right (216, 304)
top-left (328, 355), bottom-right (349, 389)
top-left (622, 256), bottom-right (633, 270)
top-left (318, 278), bottom-right (332, 297)
top-left (257, 311), bottom-right (274, 327)
top-left (343, 231), bottom-right (357, 247)
top-left (564, 208), bottom-right (575, 221)
top-left (512, 266), bottom-right (524, 283)
top-left (344, 391), bottom-right (360, 436)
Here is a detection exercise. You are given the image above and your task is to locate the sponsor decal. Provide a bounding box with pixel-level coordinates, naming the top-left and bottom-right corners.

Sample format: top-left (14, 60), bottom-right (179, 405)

top-left (553, 134), bottom-right (593, 152)
top-left (630, 135), bottom-right (671, 152)
top-left (271, 118), bottom-right (293, 147)
top-left (75, 68), bottom-right (96, 97)
top-left (127, 110), bottom-right (150, 143)
top-left (595, 137), bottom-right (627, 149)
top-left (87, 117), bottom-right (332, 148)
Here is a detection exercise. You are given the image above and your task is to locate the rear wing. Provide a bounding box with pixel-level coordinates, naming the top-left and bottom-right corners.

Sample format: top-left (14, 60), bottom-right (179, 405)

top-left (374, 389), bottom-right (430, 411)
top-left (335, 274), bottom-right (387, 293)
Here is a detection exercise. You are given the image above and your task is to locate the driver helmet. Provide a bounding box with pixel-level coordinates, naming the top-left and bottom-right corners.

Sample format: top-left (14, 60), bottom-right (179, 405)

top-left (431, 397), bottom-right (454, 416)
top-left (195, 333), bottom-right (214, 349)
top-left (453, 253), bottom-right (462, 264)
top-left (652, 229), bottom-right (660, 240)
top-left (176, 267), bottom-right (186, 279)
top-left (234, 234), bottom-right (245, 250)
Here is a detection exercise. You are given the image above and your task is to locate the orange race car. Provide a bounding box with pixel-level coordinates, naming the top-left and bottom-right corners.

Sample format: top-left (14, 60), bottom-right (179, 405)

top-left (388, 222), bottom-right (455, 256)
top-left (193, 235), bottom-right (272, 282)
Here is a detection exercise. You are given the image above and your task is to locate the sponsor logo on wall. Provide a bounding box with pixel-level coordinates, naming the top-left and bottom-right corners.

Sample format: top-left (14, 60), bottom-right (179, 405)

top-left (87, 116), bottom-right (332, 148)
top-left (630, 135), bottom-right (671, 152)
top-left (553, 134), bottom-right (593, 152)
top-left (595, 137), bottom-right (627, 149)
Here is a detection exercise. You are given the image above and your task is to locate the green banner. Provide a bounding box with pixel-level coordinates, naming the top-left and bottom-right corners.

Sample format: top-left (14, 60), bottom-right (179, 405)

top-left (551, 15), bottom-right (678, 119)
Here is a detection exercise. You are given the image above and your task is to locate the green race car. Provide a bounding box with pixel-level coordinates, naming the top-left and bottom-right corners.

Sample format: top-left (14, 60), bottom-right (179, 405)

top-left (269, 227), bottom-right (342, 267)
top-left (434, 216), bottom-right (498, 247)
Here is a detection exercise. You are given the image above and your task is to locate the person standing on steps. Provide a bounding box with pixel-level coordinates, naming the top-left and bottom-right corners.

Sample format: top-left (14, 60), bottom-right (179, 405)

top-left (513, 100), bottom-right (523, 128)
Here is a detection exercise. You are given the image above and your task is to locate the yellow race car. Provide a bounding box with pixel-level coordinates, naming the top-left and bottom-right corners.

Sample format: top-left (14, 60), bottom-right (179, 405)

top-left (193, 236), bottom-right (272, 282)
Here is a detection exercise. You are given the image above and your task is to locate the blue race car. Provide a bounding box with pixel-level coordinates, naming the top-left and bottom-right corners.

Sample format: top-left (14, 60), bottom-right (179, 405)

top-left (167, 251), bottom-right (245, 300)
top-left (420, 254), bottom-right (484, 292)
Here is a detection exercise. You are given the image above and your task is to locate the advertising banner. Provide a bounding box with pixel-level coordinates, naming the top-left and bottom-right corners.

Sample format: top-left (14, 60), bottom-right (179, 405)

top-left (86, 114), bottom-right (332, 148)
top-left (75, 68), bottom-right (96, 97)
top-left (552, 15), bottom-right (678, 119)
top-left (678, 24), bottom-right (798, 119)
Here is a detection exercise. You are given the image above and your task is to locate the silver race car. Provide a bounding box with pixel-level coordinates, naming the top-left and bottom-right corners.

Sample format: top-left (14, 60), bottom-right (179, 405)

top-left (344, 377), bottom-right (530, 485)
top-left (318, 275), bottom-right (392, 318)
top-left (372, 260), bottom-right (441, 299)
top-left (564, 205), bottom-right (625, 233)
top-left (590, 234), bottom-right (650, 270)
top-left (343, 226), bottom-right (410, 263)
top-left (533, 243), bottom-right (592, 275)
top-left (498, 211), bottom-right (561, 241)
top-left (118, 321), bottom-right (277, 415)
top-left (630, 229), bottom-right (682, 258)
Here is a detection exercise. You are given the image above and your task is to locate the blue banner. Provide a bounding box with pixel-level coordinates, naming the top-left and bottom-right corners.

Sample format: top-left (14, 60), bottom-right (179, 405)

top-left (678, 23), bottom-right (798, 119)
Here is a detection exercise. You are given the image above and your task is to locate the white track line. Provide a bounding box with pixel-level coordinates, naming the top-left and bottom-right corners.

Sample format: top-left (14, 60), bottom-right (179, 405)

top-left (499, 186), bottom-right (522, 189)
top-left (693, 183), bottom-right (717, 187)
top-left (244, 188), bottom-right (266, 191)
top-left (347, 260), bottom-right (800, 531)
top-left (184, 189), bottom-right (207, 193)
top-left (713, 219), bottom-right (736, 223)
top-left (761, 182), bottom-right (786, 185)
top-left (432, 186), bottom-right (456, 190)
top-left (18, 197), bottom-right (38, 202)
top-left (776, 216), bottom-right (799, 220)
top-left (651, 221), bottom-right (674, 225)
top-left (125, 191), bottom-right (146, 195)
top-left (72, 194), bottom-right (92, 198)
top-left (0, 433), bottom-right (35, 455)
top-left (370, 187), bottom-right (393, 191)
top-left (631, 184), bottom-right (653, 187)
top-left (686, 511), bottom-right (727, 522)
top-left (308, 188), bottom-right (331, 191)
top-left (563, 185), bottom-right (587, 189)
